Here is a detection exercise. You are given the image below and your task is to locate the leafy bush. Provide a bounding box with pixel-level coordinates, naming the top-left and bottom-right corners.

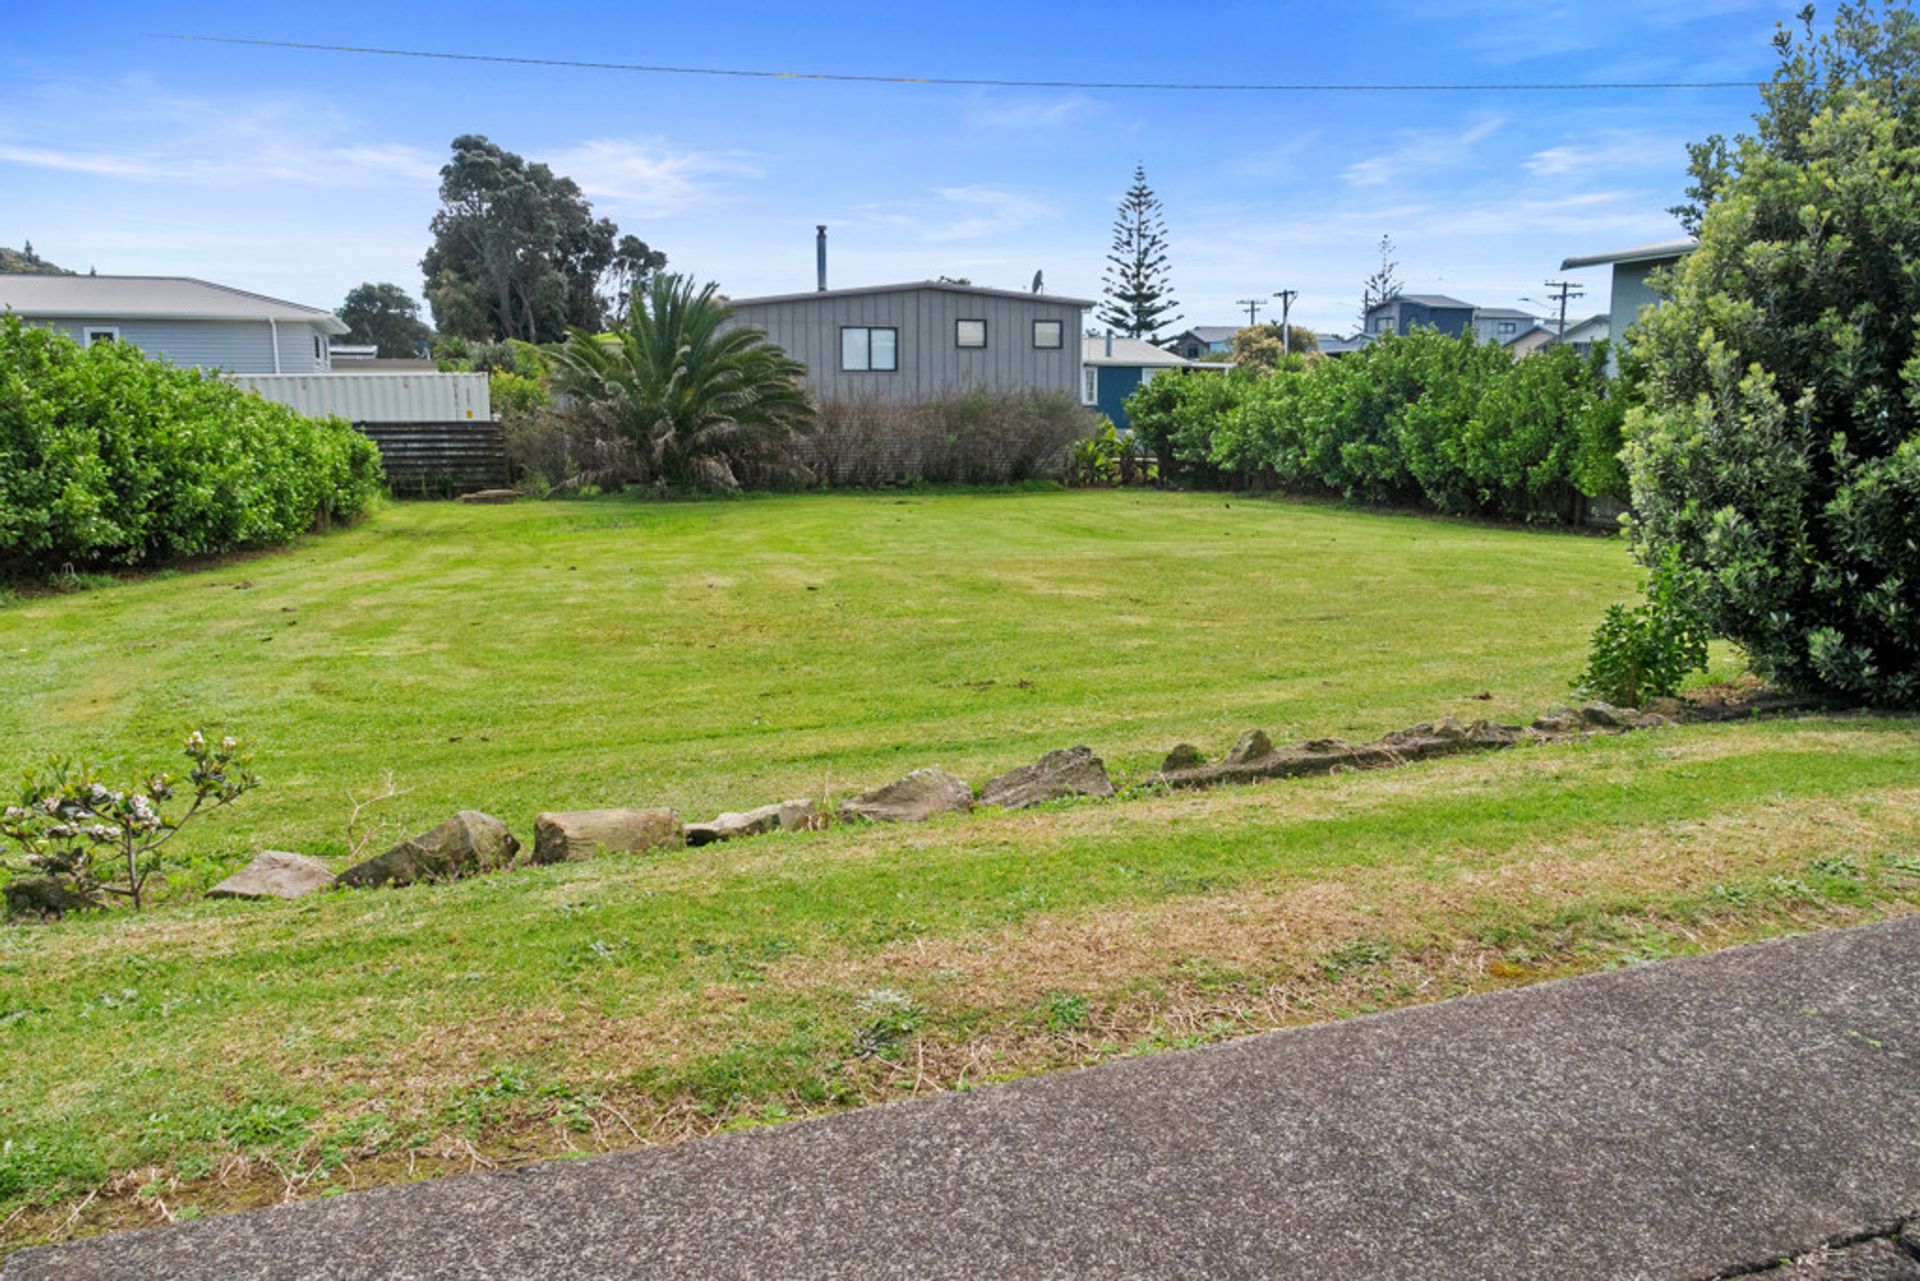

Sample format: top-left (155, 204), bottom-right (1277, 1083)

top-left (1577, 554), bottom-right (1710, 707)
top-left (806, 390), bottom-right (1097, 487)
top-left (1123, 328), bottom-right (1625, 519)
top-left (502, 403), bottom-right (640, 495)
top-left (0, 316), bottom-right (383, 573)
top-left (2, 730), bottom-right (259, 911)
top-left (1624, 3), bottom-right (1920, 705)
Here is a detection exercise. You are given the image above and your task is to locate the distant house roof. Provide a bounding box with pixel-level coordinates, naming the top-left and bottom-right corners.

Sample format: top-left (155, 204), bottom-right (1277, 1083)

top-left (1500, 323), bottom-right (1556, 347)
top-left (1559, 238), bottom-right (1699, 270)
top-left (1177, 326), bottom-right (1241, 344)
top-left (1394, 293), bottom-right (1476, 310)
top-left (724, 280), bottom-right (1094, 308)
top-left (1560, 313), bottom-right (1610, 340)
top-left (0, 274), bottom-right (350, 333)
top-left (1084, 336), bottom-right (1195, 368)
top-left (1474, 307), bottom-right (1542, 321)
top-left (1316, 331), bottom-right (1373, 354)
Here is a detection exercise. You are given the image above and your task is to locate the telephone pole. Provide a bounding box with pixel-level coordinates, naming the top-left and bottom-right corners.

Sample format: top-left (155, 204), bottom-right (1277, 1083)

top-left (1540, 279), bottom-right (1585, 345)
top-left (1235, 298), bottom-right (1265, 326)
top-left (1272, 289), bottom-right (1298, 355)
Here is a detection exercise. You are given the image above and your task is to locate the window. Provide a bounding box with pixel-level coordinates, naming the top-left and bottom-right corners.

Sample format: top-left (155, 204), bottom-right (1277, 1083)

top-left (1082, 365), bottom-right (1098, 405)
top-left (955, 318), bottom-right (986, 349)
top-left (82, 326), bottom-right (119, 347)
top-left (1374, 317), bottom-right (1396, 335)
top-left (314, 334), bottom-right (325, 361)
top-left (1497, 320), bottom-right (1517, 337)
top-left (1033, 319), bottom-right (1063, 349)
top-left (1185, 344), bottom-right (1201, 360)
top-left (840, 326), bottom-right (898, 372)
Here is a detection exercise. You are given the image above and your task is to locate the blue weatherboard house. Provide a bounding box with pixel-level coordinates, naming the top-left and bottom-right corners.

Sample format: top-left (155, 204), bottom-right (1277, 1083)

top-left (1082, 334), bottom-right (1208, 431)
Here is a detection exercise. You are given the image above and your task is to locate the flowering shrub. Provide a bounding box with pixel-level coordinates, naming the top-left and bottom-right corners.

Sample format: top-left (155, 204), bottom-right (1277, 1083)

top-left (1, 731), bottom-right (260, 911)
top-left (0, 315), bottom-right (384, 573)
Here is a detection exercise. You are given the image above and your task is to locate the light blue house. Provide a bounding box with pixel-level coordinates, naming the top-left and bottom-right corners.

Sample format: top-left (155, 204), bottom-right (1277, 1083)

top-left (0, 274), bottom-right (347, 373)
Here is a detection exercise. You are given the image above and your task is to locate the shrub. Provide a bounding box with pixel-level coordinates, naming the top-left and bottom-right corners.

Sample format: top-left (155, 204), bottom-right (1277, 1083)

top-left (805, 390), bottom-right (1097, 487)
top-left (501, 403), bottom-right (640, 495)
top-left (1624, 3), bottom-right (1920, 705)
top-left (0, 316), bottom-right (384, 573)
top-left (1576, 555), bottom-right (1709, 707)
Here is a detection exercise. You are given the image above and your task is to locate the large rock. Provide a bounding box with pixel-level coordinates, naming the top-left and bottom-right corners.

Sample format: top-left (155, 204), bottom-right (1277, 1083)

top-left (339, 810), bottom-right (520, 888)
top-left (841, 769), bottom-right (973, 823)
top-left (531, 808), bottom-right (684, 864)
top-left (1159, 718), bottom-right (1528, 791)
top-left (1224, 729), bottom-right (1274, 765)
top-left (208, 851), bottom-right (335, 900)
top-left (3, 876), bottom-right (98, 919)
top-left (1579, 699), bottom-right (1633, 728)
top-left (1531, 708), bottom-right (1582, 735)
top-left (1161, 743), bottom-right (1206, 772)
top-left (979, 747), bottom-right (1116, 810)
top-left (686, 799), bottom-right (822, 847)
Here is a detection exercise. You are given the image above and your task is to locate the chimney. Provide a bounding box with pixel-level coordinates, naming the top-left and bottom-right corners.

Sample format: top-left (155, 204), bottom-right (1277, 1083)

top-left (1105, 328), bottom-right (1113, 358)
top-left (816, 225), bottom-right (828, 292)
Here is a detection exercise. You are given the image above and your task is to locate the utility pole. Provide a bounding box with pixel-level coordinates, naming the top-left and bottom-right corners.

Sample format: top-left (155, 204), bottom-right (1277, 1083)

top-left (1272, 289), bottom-right (1298, 355)
top-left (1540, 279), bottom-right (1585, 345)
top-left (1235, 298), bottom-right (1265, 326)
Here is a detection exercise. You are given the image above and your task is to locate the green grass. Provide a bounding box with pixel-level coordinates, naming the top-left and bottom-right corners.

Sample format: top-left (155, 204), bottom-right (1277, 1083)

top-left (2, 490), bottom-right (1914, 1249)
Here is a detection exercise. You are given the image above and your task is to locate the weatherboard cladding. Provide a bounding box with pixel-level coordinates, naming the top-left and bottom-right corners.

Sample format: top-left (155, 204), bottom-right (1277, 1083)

top-left (722, 285), bottom-right (1085, 403)
top-left (27, 317), bottom-right (332, 374)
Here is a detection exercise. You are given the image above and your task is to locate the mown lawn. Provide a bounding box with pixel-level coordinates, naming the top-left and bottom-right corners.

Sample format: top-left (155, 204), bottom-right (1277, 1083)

top-left (3, 490), bottom-right (1915, 1253)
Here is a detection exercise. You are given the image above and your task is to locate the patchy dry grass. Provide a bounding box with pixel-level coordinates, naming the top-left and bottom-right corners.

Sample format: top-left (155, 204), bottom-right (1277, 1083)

top-left (3, 715), bottom-right (1917, 1253)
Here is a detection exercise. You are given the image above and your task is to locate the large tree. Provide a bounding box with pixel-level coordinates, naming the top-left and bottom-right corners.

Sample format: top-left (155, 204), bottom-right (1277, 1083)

top-left (421, 135), bottom-right (667, 343)
top-left (1359, 234), bottom-right (1402, 328)
top-left (336, 282), bottom-right (433, 358)
top-left (1626, 1), bottom-right (1920, 705)
top-left (1098, 165), bottom-right (1182, 343)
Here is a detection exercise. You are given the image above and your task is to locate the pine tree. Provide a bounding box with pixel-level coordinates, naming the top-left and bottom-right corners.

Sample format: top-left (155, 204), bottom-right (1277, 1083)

top-left (1359, 234), bottom-right (1403, 329)
top-left (1098, 165), bottom-right (1182, 342)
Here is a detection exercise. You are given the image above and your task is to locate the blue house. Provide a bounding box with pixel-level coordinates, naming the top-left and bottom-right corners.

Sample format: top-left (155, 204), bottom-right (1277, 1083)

top-left (1082, 334), bottom-right (1209, 431)
top-left (0, 274), bottom-right (346, 373)
top-left (1363, 293), bottom-right (1477, 339)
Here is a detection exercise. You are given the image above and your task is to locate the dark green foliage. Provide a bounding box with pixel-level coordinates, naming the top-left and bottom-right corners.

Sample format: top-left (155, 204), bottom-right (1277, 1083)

top-left (1097, 165), bottom-right (1182, 342)
top-left (1125, 329), bottom-right (1625, 520)
top-left (0, 242), bottom-right (71, 276)
top-left (1577, 554), bottom-right (1710, 707)
top-left (1627, 1), bottom-right (1920, 705)
top-left (549, 274), bottom-right (813, 491)
top-left (335, 282), bottom-right (433, 358)
top-left (0, 316), bottom-right (384, 573)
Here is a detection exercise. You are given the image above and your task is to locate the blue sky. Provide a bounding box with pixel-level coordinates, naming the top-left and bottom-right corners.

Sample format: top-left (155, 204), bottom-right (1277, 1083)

top-left (1, 0), bottom-right (1796, 334)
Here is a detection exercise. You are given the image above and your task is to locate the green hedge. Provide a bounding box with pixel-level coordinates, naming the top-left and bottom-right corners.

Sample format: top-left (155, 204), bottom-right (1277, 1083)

top-left (0, 315), bottom-right (384, 572)
top-left (1126, 329), bottom-right (1627, 522)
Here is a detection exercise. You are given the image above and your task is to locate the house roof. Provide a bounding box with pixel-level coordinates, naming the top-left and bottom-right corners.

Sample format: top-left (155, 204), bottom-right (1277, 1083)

top-left (0, 275), bottom-right (350, 333)
top-left (1473, 307), bottom-right (1542, 321)
top-left (1559, 238), bottom-right (1699, 270)
top-left (1500, 323), bottom-right (1556, 346)
top-left (1176, 326), bottom-right (1241, 343)
top-left (1316, 332), bottom-right (1373, 353)
top-left (1084, 336), bottom-right (1195, 368)
top-left (724, 280), bottom-right (1094, 308)
top-left (1560, 313), bottom-right (1611, 339)
top-left (1395, 293), bottom-right (1477, 310)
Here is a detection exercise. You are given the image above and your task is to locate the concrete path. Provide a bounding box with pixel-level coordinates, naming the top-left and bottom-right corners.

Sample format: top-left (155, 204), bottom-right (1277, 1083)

top-left (10, 917), bottom-right (1920, 1280)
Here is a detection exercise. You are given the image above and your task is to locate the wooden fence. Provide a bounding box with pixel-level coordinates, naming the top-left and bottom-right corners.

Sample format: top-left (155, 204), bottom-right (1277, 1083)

top-left (355, 421), bottom-right (511, 497)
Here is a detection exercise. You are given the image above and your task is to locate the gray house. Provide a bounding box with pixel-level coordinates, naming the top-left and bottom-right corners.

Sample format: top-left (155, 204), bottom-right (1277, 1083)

top-left (0, 275), bottom-right (347, 373)
top-left (1559, 238), bottom-right (1698, 371)
top-left (723, 280), bottom-right (1091, 404)
top-left (1169, 326), bottom-right (1240, 361)
top-left (1363, 293), bottom-right (1477, 339)
top-left (1470, 306), bottom-right (1545, 345)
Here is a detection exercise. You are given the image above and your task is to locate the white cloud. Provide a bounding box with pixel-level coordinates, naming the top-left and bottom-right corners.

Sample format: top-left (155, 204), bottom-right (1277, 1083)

top-left (543, 138), bottom-right (762, 216)
top-left (1523, 129), bottom-right (1691, 179)
top-left (859, 185), bottom-right (1056, 243)
top-left (964, 92), bottom-right (1105, 130)
top-left (1342, 116), bottom-right (1506, 187)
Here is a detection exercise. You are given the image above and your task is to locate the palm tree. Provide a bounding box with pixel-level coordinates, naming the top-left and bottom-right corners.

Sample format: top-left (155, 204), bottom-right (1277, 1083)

top-left (549, 273), bottom-right (814, 490)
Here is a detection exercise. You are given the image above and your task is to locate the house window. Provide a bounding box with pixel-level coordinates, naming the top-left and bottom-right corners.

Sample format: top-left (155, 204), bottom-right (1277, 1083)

top-left (1081, 365), bottom-right (1098, 405)
top-left (1374, 317), bottom-right (1396, 335)
top-left (840, 326), bottom-right (898, 372)
top-left (1497, 320), bottom-right (1517, 337)
top-left (1033, 319), bottom-right (1063, 349)
top-left (82, 326), bottom-right (119, 347)
top-left (1185, 344), bottom-right (1201, 360)
top-left (314, 334), bottom-right (325, 361)
top-left (955, 318), bottom-right (986, 349)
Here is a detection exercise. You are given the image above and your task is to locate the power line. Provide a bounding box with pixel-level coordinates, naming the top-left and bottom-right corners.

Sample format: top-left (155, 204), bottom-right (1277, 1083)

top-left (152, 34), bottom-right (1767, 93)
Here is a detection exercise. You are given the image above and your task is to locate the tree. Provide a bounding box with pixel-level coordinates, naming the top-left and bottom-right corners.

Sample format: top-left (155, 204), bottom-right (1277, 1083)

top-left (1229, 324), bottom-right (1319, 372)
top-left (1359, 234), bottom-right (1402, 328)
top-left (1625, 0), bottom-right (1920, 705)
top-left (548, 273), bottom-right (814, 491)
top-left (336, 282), bottom-right (434, 358)
top-left (1098, 165), bottom-right (1182, 343)
top-left (421, 135), bottom-right (667, 343)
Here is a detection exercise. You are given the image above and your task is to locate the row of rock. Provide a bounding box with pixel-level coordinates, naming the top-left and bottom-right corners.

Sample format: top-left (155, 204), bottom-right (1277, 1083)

top-left (204, 745), bottom-right (1121, 901)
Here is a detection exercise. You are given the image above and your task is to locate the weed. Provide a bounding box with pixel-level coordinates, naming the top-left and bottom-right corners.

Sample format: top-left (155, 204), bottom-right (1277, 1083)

top-left (1043, 993), bottom-right (1090, 1032)
top-left (852, 989), bottom-right (925, 1061)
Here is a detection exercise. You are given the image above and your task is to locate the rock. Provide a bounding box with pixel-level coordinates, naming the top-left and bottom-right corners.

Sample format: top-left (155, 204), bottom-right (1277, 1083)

top-left (339, 810), bottom-right (520, 888)
top-left (1531, 708), bottom-right (1581, 734)
top-left (3, 876), bottom-right (98, 919)
top-left (685, 799), bottom-right (822, 847)
top-left (1579, 699), bottom-right (1633, 729)
top-left (979, 747), bottom-right (1116, 810)
top-left (1643, 696), bottom-right (1688, 720)
top-left (208, 851), bottom-right (336, 900)
top-left (1224, 729), bottom-right (1273, 765)
top-left (457, 489), bottom-right (518, 505)
top-left (1161, 743), bottom-right (1206, 772)
top-left (531, 808), bottom-right (684, 864)
top-left (841, 769), bottom-right (973, 823)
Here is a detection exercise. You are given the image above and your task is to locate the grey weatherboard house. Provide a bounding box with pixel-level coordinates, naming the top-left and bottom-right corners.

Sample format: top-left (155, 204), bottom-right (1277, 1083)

top-left (1560, 238), bottom-right (1698, 372)
top-left (0, 275), bottom-right (347, 373)
top-left (1363, 294), bottom-right (1477, 339)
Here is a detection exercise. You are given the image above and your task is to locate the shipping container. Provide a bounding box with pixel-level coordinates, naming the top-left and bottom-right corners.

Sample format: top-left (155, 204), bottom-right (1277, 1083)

top-left (228, 372), bottom-right (492, 423)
